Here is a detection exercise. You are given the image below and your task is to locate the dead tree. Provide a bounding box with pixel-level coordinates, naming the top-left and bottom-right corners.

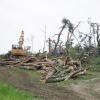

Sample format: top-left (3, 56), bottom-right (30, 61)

top-left (90, 22), bottom-right (100, 55)
top-left (66, 22), bottom-right (81, 56)
top-left (53, 18), bottom-right (69, 56)
top-left (50, 18), bottom-right (80, 56)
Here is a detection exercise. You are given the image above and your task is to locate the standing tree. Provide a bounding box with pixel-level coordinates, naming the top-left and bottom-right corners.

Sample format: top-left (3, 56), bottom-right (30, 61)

top-left (65, 21), bottom-right (81, 56)
top-left (90, 22), bottom-right (100, 55)
top-left (53, 18), bottom-right (69, 56)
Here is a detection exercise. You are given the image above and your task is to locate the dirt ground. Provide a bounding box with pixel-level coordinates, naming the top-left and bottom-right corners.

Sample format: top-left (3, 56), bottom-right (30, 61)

top-left (70, 78), bottom-right (100, 100)
top-left (0, 66), bottom-right (100, 100)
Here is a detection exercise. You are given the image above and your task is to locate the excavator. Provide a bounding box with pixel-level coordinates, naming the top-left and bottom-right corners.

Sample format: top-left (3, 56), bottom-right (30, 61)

top-left (11, 30), bottom-right (27, 57)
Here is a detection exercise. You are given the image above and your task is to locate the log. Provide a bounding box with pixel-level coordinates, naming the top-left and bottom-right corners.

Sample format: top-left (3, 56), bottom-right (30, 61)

top-left (65, 68), bottom-right (85, 80)
top-left (22, 57), bottom-right (37, 63)
top-left (18, 64), bottom-right (42, 70)
top-left (45, 77), bottom-right (65, 83)
top-left (0, 61), bottom-right (20, 66)
top-left (45, 68), bottom-right (56, 80)
top-left (44, 63), bottom-right (86, 83)
top-left (72, 69), bottom-right (86, 77)
top-left (44, 66), bottom-right (75, 83)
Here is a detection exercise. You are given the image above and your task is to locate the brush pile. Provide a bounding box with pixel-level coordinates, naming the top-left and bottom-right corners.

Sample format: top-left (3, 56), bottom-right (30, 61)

top-left (42, 57), bottom-right (87, 83)
top-left (0, 56), bottom-right (87, 83)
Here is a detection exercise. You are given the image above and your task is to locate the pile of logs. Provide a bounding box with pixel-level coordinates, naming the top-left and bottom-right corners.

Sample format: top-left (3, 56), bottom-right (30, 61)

top-left (0, 56), bottom-right (54, 70)
top-left (0, 56), bottom-right (87, 83)
top-left (42, 57), bottom-right (87, 83)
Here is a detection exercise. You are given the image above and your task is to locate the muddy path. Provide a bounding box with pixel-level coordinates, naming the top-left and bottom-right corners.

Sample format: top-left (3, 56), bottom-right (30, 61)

top-left (0, 67), bottom-right (84, 100)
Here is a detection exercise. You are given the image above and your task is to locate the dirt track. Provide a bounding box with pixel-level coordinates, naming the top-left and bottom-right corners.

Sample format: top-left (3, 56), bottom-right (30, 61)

top-left (0, 66), bottom-right (84, 100)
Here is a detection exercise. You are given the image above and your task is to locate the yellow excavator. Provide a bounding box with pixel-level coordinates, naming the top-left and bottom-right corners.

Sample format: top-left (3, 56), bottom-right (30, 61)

top-left (11, 30), bottom-right (27, 57)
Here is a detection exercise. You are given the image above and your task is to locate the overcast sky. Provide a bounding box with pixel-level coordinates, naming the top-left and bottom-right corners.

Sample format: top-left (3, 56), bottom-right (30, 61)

top-left (0, 0), bottom-right (100, 54)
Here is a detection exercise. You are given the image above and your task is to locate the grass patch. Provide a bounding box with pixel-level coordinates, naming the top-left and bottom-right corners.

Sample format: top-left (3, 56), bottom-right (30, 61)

top-left (56, 79), bottom-right (78, 86)
top-left (0, 82), bottom-right (42, 100)
top-left (26, 70), bottom-right (42, 83)
top-left (89, 57), bottom-right (100, 72)
top-left (10, 67), bottom-right (41, 82)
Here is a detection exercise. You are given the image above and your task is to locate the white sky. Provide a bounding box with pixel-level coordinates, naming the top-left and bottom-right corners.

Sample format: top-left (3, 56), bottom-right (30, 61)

top-left (0, 0), bottom-right (100, 54)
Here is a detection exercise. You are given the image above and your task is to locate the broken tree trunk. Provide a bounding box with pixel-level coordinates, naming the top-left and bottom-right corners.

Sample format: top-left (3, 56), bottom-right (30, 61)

top-left (65, 68), bottom-right (85, 80)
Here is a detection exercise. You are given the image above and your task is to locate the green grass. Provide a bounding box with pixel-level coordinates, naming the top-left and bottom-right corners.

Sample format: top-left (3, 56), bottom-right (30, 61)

top-left (0, 82), bottom-right (42, 100)
top-left (29, 72), bottom-right (42, 83)
top-left (89, 57), bottom-right (100, 72)
top-left (10, 68), bottom-right (41, 82)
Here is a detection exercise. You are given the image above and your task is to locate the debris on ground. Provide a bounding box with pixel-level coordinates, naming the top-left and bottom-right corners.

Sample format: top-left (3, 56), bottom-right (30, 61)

top-left (0, 55), bottom-right (87, 83)
top-left (42, 56), bottom-right (87, 83)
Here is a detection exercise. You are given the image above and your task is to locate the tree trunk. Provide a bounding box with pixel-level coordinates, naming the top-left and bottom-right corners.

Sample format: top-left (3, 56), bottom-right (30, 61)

top-left (54, 25), bottom-right (66, 56)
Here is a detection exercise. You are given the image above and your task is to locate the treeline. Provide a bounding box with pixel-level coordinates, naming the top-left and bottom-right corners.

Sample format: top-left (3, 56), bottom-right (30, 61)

top-left (47, 18), bottom-right (100, 58)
